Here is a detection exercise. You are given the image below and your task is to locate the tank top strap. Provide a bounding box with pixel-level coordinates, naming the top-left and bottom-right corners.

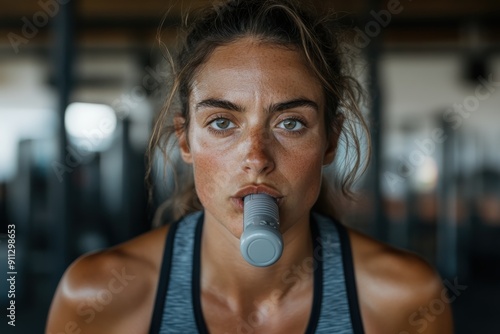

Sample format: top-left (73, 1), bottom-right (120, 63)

top-left (312, 212), bottom-right (365, 334)
top-left (149, 211), bottom-right (204, 334)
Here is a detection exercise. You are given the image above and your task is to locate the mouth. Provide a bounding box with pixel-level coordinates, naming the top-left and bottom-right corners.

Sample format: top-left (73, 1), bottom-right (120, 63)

top-left (231, 185), bottom-right (283, 210)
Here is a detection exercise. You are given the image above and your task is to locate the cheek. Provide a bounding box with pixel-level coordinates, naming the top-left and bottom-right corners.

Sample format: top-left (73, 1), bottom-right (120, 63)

top-left (295, 154), bottom-right (324, 192)
top-left (275, 147), bottom-right (325, 226)
top-left (280, 143), bottom-right (326, 201)
top-left (189, 137), bottom-right (234, 206)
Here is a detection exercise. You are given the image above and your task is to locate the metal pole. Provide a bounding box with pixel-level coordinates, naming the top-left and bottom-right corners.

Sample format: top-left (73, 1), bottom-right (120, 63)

top-left (365, 0), bottom-right (387, 241)
top-left (436, 117), bottom-right (458, 278)
top-left (52, 0), bottom-right (75, 286)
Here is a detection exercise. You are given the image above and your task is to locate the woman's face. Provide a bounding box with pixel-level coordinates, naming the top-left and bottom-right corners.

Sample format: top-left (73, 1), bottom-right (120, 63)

top-left (178, 37), bottom-right (336, 237)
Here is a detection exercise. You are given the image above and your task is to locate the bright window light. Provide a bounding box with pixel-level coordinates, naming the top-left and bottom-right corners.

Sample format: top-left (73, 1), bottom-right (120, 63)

top-left (413, 156), bottom-right (439, 193)
top-left (0, 107), bottom-right (57, 181)
top-left (64, 102), bottom-right (117, 152)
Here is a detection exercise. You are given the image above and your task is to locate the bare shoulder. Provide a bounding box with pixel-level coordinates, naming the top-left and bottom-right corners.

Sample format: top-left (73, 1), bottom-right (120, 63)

top-left (46, 225), bottom-right (170, 334)
top-left (347, 228), bottom-right (454, 334)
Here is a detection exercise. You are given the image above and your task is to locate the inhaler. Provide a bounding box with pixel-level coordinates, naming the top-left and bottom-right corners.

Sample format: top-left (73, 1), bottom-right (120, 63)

top-left (240, 194), bottom-right (283, 267)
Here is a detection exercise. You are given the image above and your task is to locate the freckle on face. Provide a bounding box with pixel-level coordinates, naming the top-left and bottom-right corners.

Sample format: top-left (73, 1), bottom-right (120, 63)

top-left (184, 37), bottom-right (333, 237)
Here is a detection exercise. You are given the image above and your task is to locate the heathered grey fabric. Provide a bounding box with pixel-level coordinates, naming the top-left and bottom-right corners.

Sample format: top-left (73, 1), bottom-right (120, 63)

top-left (158, 211), bottom-right (357, 333)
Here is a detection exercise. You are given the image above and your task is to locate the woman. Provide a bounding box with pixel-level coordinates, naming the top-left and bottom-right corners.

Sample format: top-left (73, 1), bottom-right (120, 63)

top-left (46, 0), bottom-right (453, 333)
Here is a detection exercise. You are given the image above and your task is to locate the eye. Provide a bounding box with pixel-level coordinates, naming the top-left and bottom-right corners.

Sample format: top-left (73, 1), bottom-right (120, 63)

top-left (209, 117), bottom-right (235, 131)
top-left (277, 118), bottom-right (305, 131)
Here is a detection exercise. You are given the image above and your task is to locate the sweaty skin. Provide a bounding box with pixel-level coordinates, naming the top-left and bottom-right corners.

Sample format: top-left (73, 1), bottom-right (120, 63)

top-left (46, 38), bottom-right (453, 334)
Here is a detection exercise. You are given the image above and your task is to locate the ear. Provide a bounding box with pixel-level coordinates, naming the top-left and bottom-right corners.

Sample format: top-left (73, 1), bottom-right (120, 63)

top-left (323, 114), bottom-right (344, 166)
top-left (174, 116), bottom-right (192, 164)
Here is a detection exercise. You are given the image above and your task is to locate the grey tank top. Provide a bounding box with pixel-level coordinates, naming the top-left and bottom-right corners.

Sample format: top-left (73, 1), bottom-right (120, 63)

top-left (149, 211), bottom-right (365, 334)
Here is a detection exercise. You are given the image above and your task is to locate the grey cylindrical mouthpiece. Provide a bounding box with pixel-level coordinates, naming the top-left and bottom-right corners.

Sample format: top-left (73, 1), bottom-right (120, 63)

top-left (240, 193), bottom-right (283, 267)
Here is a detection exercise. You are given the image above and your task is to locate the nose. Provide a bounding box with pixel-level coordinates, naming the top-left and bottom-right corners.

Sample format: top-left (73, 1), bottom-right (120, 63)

top-left (241, 129), bottom-right (275, 175)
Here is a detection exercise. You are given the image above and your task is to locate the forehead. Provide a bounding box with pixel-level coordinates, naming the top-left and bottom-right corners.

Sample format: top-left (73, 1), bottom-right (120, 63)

top-left (190, 38), bottom-right (323, 103)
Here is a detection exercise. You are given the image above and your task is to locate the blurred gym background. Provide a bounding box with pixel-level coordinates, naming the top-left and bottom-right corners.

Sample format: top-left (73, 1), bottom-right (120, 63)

top-left (0, 0), bottom-right (499, 332)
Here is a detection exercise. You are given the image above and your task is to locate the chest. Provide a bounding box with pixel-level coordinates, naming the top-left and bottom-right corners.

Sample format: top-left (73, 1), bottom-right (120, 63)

top-left (200, 289), bottom-right (313, 334)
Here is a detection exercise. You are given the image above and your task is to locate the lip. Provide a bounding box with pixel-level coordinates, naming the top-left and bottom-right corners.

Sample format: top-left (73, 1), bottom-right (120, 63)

top-left (231, 184), bottom-right (284, 209)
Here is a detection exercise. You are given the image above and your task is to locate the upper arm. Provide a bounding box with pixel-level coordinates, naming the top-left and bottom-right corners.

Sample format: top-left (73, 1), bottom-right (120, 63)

top-left (349, 230), bottom-right (454, 334)
top-left (395, 263), bottom-right (454, 334)
top-left (45, 250), bottom-right (155, 334)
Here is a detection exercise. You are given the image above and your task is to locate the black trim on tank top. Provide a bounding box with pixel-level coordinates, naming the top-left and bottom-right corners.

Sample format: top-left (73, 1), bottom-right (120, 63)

top-left (149, 219), bottom-right (180, 334)
top-left (192, 213), bottom-right (209, 334)
top-left (304, 216), bottom-right (323, 334)
top-left (149, 213), bottom-right (363, 334)
top-left (335, 221), bottom-right (365, 334)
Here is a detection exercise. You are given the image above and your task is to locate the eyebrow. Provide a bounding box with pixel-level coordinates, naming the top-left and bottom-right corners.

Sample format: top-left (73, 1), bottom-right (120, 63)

top-left (195, 98), bottom-right (319, 113)
top-left (195, 99), bottom-right (243, 112)
top-left (269, 99), bottom-right (319, 113)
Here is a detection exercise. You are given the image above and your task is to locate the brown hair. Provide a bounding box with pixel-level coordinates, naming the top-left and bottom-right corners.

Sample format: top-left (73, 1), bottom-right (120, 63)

top-left (146, 0), bottom-right (370, 225)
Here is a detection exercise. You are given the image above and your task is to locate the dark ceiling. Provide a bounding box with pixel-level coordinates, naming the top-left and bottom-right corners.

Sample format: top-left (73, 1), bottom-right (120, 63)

top-left (0, 0), bottom-right (499, 49)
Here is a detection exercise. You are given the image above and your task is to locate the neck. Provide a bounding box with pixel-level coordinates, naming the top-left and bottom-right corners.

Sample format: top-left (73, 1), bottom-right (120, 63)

top-left (200, 211), bottom-right (314, 310)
